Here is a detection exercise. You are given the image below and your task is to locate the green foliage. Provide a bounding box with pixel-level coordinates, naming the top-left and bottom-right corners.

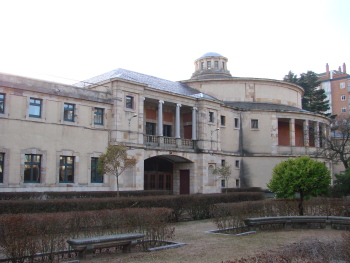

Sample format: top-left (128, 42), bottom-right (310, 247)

top-left (267, 156), bottom-right (331, 215)
top-left (212, 165), bottom-right (232, 193)
top-left (98, 144), bottom-right (137, 197)
top-left (283, 70), bottom-right (330, 115)
top-left (333, 168), bottom-right (350, 197)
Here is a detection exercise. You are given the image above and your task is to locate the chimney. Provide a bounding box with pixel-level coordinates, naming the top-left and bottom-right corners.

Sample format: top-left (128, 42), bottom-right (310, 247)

top-left (326, 63), bottom-right (330, 78)
top-left (343, 63), bottom-right (347, 74)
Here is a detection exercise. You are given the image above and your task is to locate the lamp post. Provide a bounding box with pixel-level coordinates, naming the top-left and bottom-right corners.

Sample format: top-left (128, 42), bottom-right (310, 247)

top-left (211, 127), bottom-right (220, 151)
top-left (128, 114), bottom-right (138, 142)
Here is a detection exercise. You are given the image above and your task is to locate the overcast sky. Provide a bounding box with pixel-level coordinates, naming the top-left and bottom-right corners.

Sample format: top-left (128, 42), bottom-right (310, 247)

top-left (1, 0), bottom-right (349, 85)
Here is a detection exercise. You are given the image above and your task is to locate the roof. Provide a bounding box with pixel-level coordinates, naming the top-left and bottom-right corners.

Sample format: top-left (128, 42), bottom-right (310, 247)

top-left (200, 52), bottom-right (223, 58)
top-left (224, 101), bottom-right (308, 113)
top-left (74, 68), bottom-right (217, 100)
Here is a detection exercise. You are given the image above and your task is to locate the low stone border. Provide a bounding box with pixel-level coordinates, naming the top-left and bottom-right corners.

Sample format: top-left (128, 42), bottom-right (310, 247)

top-left (205, 227), bottom-right (256, 236)
top-left (145, 240), bottom-right (187, 252)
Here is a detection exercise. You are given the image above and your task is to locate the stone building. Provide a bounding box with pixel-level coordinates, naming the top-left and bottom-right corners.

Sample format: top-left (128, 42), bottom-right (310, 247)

top-left (0, 52), bottom-right (331, 193)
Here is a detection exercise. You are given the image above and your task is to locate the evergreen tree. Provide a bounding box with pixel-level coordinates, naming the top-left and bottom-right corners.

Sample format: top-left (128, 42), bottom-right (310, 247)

top-left (283, 70), bottom-right (330, 115)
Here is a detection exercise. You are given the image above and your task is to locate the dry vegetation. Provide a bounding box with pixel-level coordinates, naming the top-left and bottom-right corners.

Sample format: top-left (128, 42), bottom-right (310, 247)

top-left (86, 219), bottom-right (346, 263)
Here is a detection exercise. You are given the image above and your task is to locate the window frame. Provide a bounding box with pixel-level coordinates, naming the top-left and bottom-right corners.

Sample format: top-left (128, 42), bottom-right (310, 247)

top-left (0, 93), bottom-right (4, 114)
top-left (221, 179), bottom-right (226, 188)
top-left (251, 119), bottom-right (259, 129)
top-left (340, 82), bottom-right (345, 89)
top-left (29, 98), bottom-right (42, 118)
top-left (220, 115), bottom-right (226, 126)
top-left (209, 112), bottom-right (214, 123)
top-left (94, 107), bottom-right (104, 125)
top-left (146, 122), bottom-right (156, 135)
top-left (234, 118), bottom-right (239, 128)
top-left (163, 124), bottom-right (172, 137)
top-left (63, 103), bottom-right (75, 122)
top-left (341, 107), bottom-right (346, 113)
top-left (91, 157), bottom-right (103, 183)
top-left (24, 154), bottom-right (41, 183)
top-left (59, 156), bottom-right (74, 183)
top-left (214, 61), bottom-right (218, 69)
top-left (125, 95), bottom-right (134, 109)
top-left (235, 160), bottom-right (240, 169)
top-left (341, 95), bottom-right (346, 101)
top-left (207, 61), bottom-right (211, 69)
top-left (0, 153), bottom-right (4, 183)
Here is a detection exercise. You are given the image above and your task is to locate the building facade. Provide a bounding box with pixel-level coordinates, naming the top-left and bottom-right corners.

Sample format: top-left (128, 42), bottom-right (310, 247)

top-left (318, 63), bottom-right (350, 116)
top-left (0, 53), bottom-right (331, 193)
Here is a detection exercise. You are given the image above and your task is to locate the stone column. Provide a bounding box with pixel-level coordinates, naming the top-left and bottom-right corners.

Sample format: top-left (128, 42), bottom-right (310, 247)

top-left (175, 104), bottom-right (181, 138)
top-left (314, 122), bottom-right (320, 147)
top-left (303, 120), bottom-right (309, 147)
top-left (157, 100), bottom-right (164, 136)
top-left (289, 118), bottom-right (295, 146)
top-left (192, 107), bottom-right (197, 140)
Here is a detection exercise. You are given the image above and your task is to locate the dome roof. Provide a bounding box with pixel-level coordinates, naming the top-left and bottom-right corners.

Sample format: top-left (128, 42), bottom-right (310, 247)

top-left (200, 52), bottom-right (223, 58)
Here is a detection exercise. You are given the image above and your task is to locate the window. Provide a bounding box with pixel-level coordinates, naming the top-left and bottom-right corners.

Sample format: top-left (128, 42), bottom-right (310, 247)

top-left (236, 179), bottom-right (240, 187)
top-left (234, 118), bottom-right (239, 128)
top-left (94, 108), bottom-right (104, 125)
top-left (201, 62), bottom-right (204, 70)
top-left (340, 82), bottom-right (345, 89)
top-left (342, 107), bottom-right (346, 113)
top-left (207, 61), bottom-right (211, 69)
top-left (163, 125), bottom-right (172, 137)
top-left (251, 119), bottom-right (259, 129)
top-left (64, 103), bottom-right (75, 122)
top-left (0, 94), bottom-right (4, 114)
top-left (29, 98), bottom-right (42, 118)
top-left (209, 112), bottom-right (214, 123)
top-left (125, 96), bottom-right (134, 109)
top-left (24, 154), bottom-right (41, 183)
top-left (235, 160), bottom-right (240, 168)
top-left (221, 160), bottom-right (225, 167)
top-left (214, 61), bottom-right (218, 69)
top-left (59, 156), bottom-right (74, 183)
top-left (220, 115), bottom-right (226, 126)
top-left (91, 157), bottom-right (103, 183)
top-left (222, 62), bottom-right (225, 69)
top-left (221, 179), bottom-right (225, 187)
top-left (0, 153), bottom-right (3, 183)
top-left (146, 122), bottom-right (156, 135)
top-left (341, 95), bottom-right (346, 101)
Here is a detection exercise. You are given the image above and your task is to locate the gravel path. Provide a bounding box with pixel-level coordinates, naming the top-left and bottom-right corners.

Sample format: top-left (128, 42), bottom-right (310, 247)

top-left (86, 219), bottom-right (345, 263)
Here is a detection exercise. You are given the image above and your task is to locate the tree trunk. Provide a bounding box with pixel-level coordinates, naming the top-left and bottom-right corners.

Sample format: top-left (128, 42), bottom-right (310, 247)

top-left (299, 191), bottom-right (304, 216)
top-left (116, 175), bottom-right (120, 198)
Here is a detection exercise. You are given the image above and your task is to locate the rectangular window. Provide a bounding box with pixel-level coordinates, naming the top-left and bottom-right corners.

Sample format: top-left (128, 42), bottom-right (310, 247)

top-left (24, 154), bottom-right (41, 183)
top-left (220, 115), bottom-right (226, 126)
top-left (222, 62), bottom-right (225, 69)
top-left (209, 112), bottom-right (214, 123)
top-left (0, 153), bottom-right (4, 183)
top-left (207, 61), bottom-right (211, 69)
top-left (214, 61), bottom-right (218, 69)
top-left (94, 108), bottom-right (104, 125)
top-left (234, 118), bottom-right (239, 128)
top-left (221, 160), bottom-right (225, 167)
top-left (29, 98), bottom-right (42, 118)
top-left (146, 122), bottom-right (156, 135)
top-left (64, 103), bottom-right (75, 122)
top-left (236, 179), bottom-right (240, 187)
top-left (59, 156), bottom-right (74, 183)
top-left (91, 157), bottom-right (103, 183)
top-left (340, 82), bottom-right (345, 89)
top-left (0, 94), bottom-right (4, 114)
top-left (341, 95), bottom-right (346, 101)
top-left (201, 62), bottom-right (204, 70)
top-left (221, 179), bottom-right (225, 187)
top-left (342, 107), bottom-right (346, 113)
top-left (125, 96), bottom-right (134, 109)
top-left (235, 160), bottom-right (240, 168)
top-left (163, 125), bottom-right (172, 137)
top-left (251, 119), bottom-right (259, 129)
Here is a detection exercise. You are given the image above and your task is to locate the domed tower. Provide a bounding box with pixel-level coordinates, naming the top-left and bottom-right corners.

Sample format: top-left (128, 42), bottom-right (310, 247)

top-left (191, 52), bottom-right (232, 79)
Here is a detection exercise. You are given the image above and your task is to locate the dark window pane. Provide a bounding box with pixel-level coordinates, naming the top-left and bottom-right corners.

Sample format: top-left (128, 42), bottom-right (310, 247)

top-left (126, 96), bottom-right (133, 109)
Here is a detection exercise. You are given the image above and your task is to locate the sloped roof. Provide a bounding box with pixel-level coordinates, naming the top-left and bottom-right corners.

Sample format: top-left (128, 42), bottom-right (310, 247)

top-left (224, 101), bottom-right (308, 113)
top-left (74, 68), bottom-right (217, 100)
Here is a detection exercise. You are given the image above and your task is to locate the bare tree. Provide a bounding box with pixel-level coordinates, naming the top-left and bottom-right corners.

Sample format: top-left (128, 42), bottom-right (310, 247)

top-left (97, 144), bottom-right (137, 197)
top-left (212, 165), bottom-right (232, 193)
top-left (319, 115), bottom-right (350, 170)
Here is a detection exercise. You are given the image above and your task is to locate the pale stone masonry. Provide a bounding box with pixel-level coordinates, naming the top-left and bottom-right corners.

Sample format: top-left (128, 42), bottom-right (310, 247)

top-left (0, 52), bottom-right (331, 193)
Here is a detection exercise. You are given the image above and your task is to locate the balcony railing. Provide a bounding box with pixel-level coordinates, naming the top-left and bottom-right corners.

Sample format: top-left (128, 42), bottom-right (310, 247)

top-left (144, 135), bottom-right (194, 149)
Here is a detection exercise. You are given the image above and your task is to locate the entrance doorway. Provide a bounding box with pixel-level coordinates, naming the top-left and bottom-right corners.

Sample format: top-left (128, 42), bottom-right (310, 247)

top-left (144, 157), bottom-right (173, 191)
top-left (180, 170), bottom-right (190, 194)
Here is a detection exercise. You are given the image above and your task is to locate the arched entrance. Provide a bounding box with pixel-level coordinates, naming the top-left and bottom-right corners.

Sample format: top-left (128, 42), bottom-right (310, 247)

top-left (144, 155), bottom-right (193, 194)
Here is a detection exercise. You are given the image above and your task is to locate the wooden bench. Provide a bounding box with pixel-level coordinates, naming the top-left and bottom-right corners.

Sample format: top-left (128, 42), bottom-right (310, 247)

top-left (244, 216), bottom-right (350, 231)
top-left (67, 233), bottom-right (145, 259)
